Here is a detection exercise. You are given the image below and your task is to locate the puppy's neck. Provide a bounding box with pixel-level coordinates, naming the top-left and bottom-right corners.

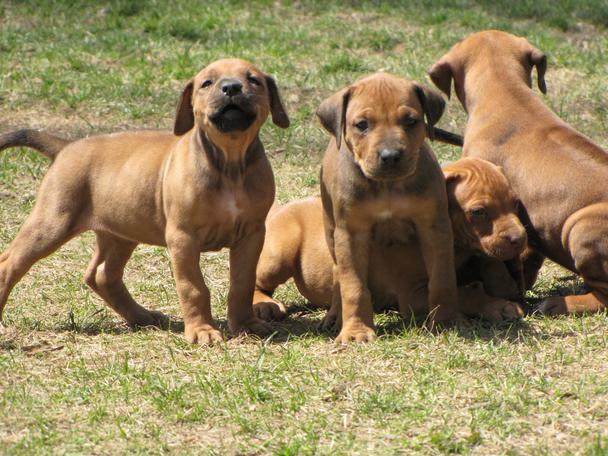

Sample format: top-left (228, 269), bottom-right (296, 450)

top-left (196, 129), bottom-right (262, 178)
top-left (203, 127), bottom-right (259, 164)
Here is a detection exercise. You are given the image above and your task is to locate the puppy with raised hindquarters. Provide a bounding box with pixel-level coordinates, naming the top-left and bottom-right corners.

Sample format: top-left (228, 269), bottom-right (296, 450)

top-left (0, 58), bottom-right (289, 344)
top-left (430, 30), bottom-right (608, 316)
top-left (313, 73), bottom-right (464, 343)
top-left (253, 157), bottom-right (526, 324)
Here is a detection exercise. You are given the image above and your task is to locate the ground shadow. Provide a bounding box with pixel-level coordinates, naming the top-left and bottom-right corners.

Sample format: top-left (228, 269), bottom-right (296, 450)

top-left (244, 302), bottom-right (574, 345)
top-left (50, 308), bottom-right (185, 336)
top-left (16, 288), bottom-right (591, 344)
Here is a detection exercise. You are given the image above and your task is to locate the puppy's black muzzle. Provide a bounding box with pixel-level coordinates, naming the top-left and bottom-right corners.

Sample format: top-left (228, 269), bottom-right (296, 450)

top-left (209, 78), bottom-right (257, 132)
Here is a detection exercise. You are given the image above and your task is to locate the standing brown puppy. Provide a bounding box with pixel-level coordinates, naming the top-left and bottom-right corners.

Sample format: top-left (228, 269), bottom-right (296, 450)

top-left (0, 58), bottom-right (289, 344)
top-left (317, 73), bottom-right (462, 343)
top-left (429, 30), bottom-right (608, 315)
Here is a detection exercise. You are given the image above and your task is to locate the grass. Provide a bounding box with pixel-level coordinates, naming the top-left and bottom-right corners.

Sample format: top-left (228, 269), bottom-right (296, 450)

top-left (1, 0), bottom-right (608, 454)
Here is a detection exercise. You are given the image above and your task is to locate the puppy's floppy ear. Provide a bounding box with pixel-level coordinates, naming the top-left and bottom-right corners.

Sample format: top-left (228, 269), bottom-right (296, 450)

top-left (316, 87), bottom-right (351, 149)
top-left (527, 45), bottom-right (547, 94)
top-left (443, 168), bottom-right (464, 186)
top-left (414, 84), bottom-right (446, 141)
top-left (429, 58), bottom-right (453, 99)
top-left (442, 168), bottom-right (464, 209)
top-left (265, 76), bottom-right (290, 128)
top-left (174, 80), bottom-right (195, 136)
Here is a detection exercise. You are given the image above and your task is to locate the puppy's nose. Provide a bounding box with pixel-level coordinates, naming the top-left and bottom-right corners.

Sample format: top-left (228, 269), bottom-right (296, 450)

top-left (221, 79), bottom-right (243, 97)
top-left (379, 148), bottom-right (401, 165)
top-left (506, 231), bottom-right (525, 250)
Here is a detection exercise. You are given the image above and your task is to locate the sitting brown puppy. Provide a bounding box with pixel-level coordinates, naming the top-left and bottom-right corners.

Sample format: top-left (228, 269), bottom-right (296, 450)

top-left (0, 59), bottom-right (289, 345)
top-left (307, 73), bottom-right (464, 343)
top-left (430, 30), bottom-right (608, 315)
top-left (254, 157), bottom-right (526, 323)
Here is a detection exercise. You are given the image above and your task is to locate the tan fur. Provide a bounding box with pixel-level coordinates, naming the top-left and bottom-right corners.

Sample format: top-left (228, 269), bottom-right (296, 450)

top-left (429, 30), bottom-right (608, 315)
top-left (253, 157), bottom-right (525, 323)
top-left (309, 73), bottom-right (463, 343)
top-left (0, 58), bottom-right (289, 344)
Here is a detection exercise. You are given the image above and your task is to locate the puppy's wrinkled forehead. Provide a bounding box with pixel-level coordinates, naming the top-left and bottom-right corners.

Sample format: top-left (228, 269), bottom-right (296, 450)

top-left (349, 74), bottom-right (421, 114)
top-left (450, 158), bottom-right (514, 204)
top-left (193, 58), bottom-right (263, 84)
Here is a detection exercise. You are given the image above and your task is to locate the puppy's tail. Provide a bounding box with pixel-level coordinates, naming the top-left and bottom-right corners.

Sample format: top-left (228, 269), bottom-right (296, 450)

top-left (432, 127), bottom-right (464, 147)
top-left (0, 129), bottom-right (70, 160)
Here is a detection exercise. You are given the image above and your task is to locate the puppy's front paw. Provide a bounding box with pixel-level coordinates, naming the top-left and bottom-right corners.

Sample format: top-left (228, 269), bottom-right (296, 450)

top-left (253, 300), bottom-right (286, 321)
top-left (230, 317), bottom-right (273, 337)
top-left (185, 324), bottom-right (224, 345)
top-left (335, 324), bottom-right (376, 344)
top-left (479, 299), bottom-right (524, 322)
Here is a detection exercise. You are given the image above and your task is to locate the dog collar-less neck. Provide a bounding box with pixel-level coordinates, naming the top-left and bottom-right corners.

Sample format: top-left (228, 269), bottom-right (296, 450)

top-left (197, 129), bottom-right (262, 178)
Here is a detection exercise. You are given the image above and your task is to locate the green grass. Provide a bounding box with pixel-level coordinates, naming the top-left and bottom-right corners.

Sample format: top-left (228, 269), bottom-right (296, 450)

top-left (1, 0), bottom-right (608, 454)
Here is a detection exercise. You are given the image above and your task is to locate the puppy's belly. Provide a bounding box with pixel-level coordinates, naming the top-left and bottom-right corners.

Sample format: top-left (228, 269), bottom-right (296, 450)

top-left (369, 242), bottom-right (428, 310)
top-left (91, 210), bottom-right (167, 246)
top-left (196, 223), bottom-right (240, 251)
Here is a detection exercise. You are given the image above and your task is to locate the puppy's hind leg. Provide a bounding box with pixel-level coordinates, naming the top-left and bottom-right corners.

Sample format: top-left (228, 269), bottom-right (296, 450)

top-left (84, 232), bottom-right (167, 328)
top-left (253, 207), bottom-right (305, 321)
top-left (252, 243), bottom-right (296, 322)
top-left (0, 205), bottom-right (79, 321)
top-left (538, 214), bottom-right (608, 316)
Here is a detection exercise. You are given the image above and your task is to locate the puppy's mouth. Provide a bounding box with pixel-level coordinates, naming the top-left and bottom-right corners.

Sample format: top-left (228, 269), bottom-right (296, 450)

top-left (483, 242), bottom-right (522, 262)
top-left (209, 101), bottom-right (256, 133)
top-left (365, 170), bottom-right (411, 182)
top-left (361, 161), bottom-right (417, 182)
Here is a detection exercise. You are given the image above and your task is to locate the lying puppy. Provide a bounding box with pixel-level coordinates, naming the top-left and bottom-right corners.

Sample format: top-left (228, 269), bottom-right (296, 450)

top-left (312, 73), bottom-right (464, 343)
top-left (253, 157), bottom-right (525, 323)
top-left (430, 30), bottom-right (608, 315)
top-left (0, 59), bottom-right (289, 344)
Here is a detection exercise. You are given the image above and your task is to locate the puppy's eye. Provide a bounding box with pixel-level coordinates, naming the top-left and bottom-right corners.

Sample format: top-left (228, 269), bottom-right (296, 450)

top-left (354, 120), bottom-right (369, 132)
top-left (247, 75), bottom-right (260, 85)
top-left (470, 207), bottom-right (487, 219)
top-left (201, 80), bottom-right (213, 88)
top-left (403, 116), bottom-right (418, 127)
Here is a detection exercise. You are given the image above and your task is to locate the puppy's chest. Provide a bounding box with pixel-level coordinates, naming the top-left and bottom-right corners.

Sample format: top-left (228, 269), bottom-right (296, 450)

top-left (215, 189), bottom-right (245, 221)
top-left (371, 217), bottom-right (417, 245)
top-left (196, 188), bottom-right (258, 250)
top-left (359, 198), bottom-right (422, 245)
